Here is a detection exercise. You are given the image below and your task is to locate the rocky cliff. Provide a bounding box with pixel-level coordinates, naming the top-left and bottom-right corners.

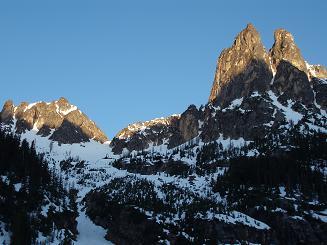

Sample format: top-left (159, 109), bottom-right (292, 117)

top-left (208, 23), bottom-right (272, 106)
top-left (269, 28), bottom-right (307, 72)
top-left (0, 97), bottom-right (108, 144)
top-left (209, 24), bottom-right (326, 105)
top-left (109, 105), bottom-right (203, 154)
top-left (110, 24), bottom-right (327, 155)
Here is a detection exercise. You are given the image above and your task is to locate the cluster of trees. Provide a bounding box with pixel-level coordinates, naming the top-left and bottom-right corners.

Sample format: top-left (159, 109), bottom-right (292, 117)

top-left (85, 174), bottom-right (228, 244)
top-left (205, 131), bottom-right (327, 244)
top-left (87, 176), bottom-right (190, 214)
top-left (214, 131), bottom-right (327, 198)
top-left (0, 129), bottom-right (78, 244)
top-left (211, 131), bottom-right (327, 228)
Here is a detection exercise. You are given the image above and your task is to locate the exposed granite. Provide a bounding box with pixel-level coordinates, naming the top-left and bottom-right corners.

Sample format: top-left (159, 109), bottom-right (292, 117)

top-left (209, 23), bottom-right (272, 106)
top-left (0, 98), bottom-right (108, 144)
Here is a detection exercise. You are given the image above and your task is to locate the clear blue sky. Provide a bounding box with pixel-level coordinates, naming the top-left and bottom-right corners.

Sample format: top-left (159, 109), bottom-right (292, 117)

top-left (0, 0), bottom-right (326, 138)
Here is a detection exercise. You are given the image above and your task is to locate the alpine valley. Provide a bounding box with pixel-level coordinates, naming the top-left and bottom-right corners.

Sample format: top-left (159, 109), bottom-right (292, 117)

top-left (0, 24), bottom-right (326, 244)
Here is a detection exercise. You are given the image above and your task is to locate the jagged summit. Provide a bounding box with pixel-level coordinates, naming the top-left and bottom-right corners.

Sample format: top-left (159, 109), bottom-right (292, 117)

top-left (233, 23), bottom-right (261, 48)
top-left (56, 97), bottom-right (71, 107)
top-left (110, 24), bottom-right (326, 155)
top-left (209, 24), bottom-right (327, 105)
top-left (209, 23), bottom-right (272, 106)
top-left (0, 98), bottom-right (108, 144)
top-left (0, 100), bottom-right (15, 124)
top-left (269, 28), bottom-right (306, 72)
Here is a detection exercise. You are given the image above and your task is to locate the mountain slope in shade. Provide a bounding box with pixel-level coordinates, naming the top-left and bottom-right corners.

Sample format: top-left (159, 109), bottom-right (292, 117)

top-left (0, 97), bottom-right (108, 144)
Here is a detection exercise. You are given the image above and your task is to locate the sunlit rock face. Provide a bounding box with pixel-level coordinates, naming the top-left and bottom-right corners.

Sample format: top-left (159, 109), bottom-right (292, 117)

top-left (308, 64), bottom-right (327, 79)
top-left (111, 24), bottom-right (327, 155)
top-left (0, 100), bottom-right (15, 124)
top-left (0, 97), bottom-right (108, 144)
top-left (269, 29), bottom-right (307, 73)
top-left (209, 24), bottom-right (327, 107)
top-left (208, 23), bottom-right (273, 106)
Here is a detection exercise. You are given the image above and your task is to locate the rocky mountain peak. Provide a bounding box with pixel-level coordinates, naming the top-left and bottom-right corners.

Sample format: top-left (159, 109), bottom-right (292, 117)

top-left (0, 98), bottom-right (108, 144)
top-left (56, 97), bottom-right (70, 108)
top-left (308, 64), bottom-right (327, 79)
top-left (269, 28), bottom-right (306, 72)
top-left (209, 23), bottom-right (272, 106)
top-left (0, 100), bottom-right (15, 123)
top-left (208, 25), bottom-right (327, 106)
top-left (233, 23), bottom-right (261, 48)
top-left (110, 24), bottom-right (327, 155)
top-left (3, 99), bottom-right (14, 108)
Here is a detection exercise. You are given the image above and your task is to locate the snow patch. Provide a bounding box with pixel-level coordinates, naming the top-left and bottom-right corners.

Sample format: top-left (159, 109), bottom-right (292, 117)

top-left (25, 102), bottom-right (41, 111)
top-left (14, 183), bottom-right (22, 192)
top-left (76, 210), bottom-right (111, 245)
top-left (268, 91), bottom-right (303, 125)
top-left (196, 211), bottom-right (270, 230)
top-left (310, 210), bottom-right (327, 223)
top-left (222, 97), bottom-right (243, 112)
top-left (0, 221), bottom-right (10, 244)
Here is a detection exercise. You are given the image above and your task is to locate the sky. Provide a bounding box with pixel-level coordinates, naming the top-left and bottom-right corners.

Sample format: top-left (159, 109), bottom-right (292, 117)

top-left (0, 0), bottom-right (326, 138)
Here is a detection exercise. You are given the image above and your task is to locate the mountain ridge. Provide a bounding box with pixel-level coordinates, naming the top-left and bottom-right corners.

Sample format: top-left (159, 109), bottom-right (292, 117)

top-left (108, 24), bottom-right (326, 154)
top-left (1, 24), bottom-right (326, 148)
top-left (0, 97), bottom-right (108, 144)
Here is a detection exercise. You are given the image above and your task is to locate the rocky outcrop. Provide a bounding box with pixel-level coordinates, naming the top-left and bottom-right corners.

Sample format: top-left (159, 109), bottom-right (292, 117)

top-left (111, 24), bottom-right (326, 155)
top-left (178, 105), bottom-right (201, 142)
top-left (209, 24), bottom-right (325, 106)
top-left (0, 100), bottom-right (15, 124)
top-left (110, 115), bottom-right (181, 154)
top-left (201, 94), bottom-right (279, 143)
top-left (209, 23), bottom-right (272, 106)
top-left (51, 110), bottom-right (108, 144)
top-left (0, 97), bottom-right (108, 144)
top-left (272, 60), bottom-right (314, 105)
top-left (110, 106), bottom-right (204, 154)
top-left (269, 29), bottom-right (307, 73)
top-left (50, 119), bottom-right (90, 144)
top-left (308, 64), bottom-right (327, 79)
top-left (312, 77), bottom-right (327, 110)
